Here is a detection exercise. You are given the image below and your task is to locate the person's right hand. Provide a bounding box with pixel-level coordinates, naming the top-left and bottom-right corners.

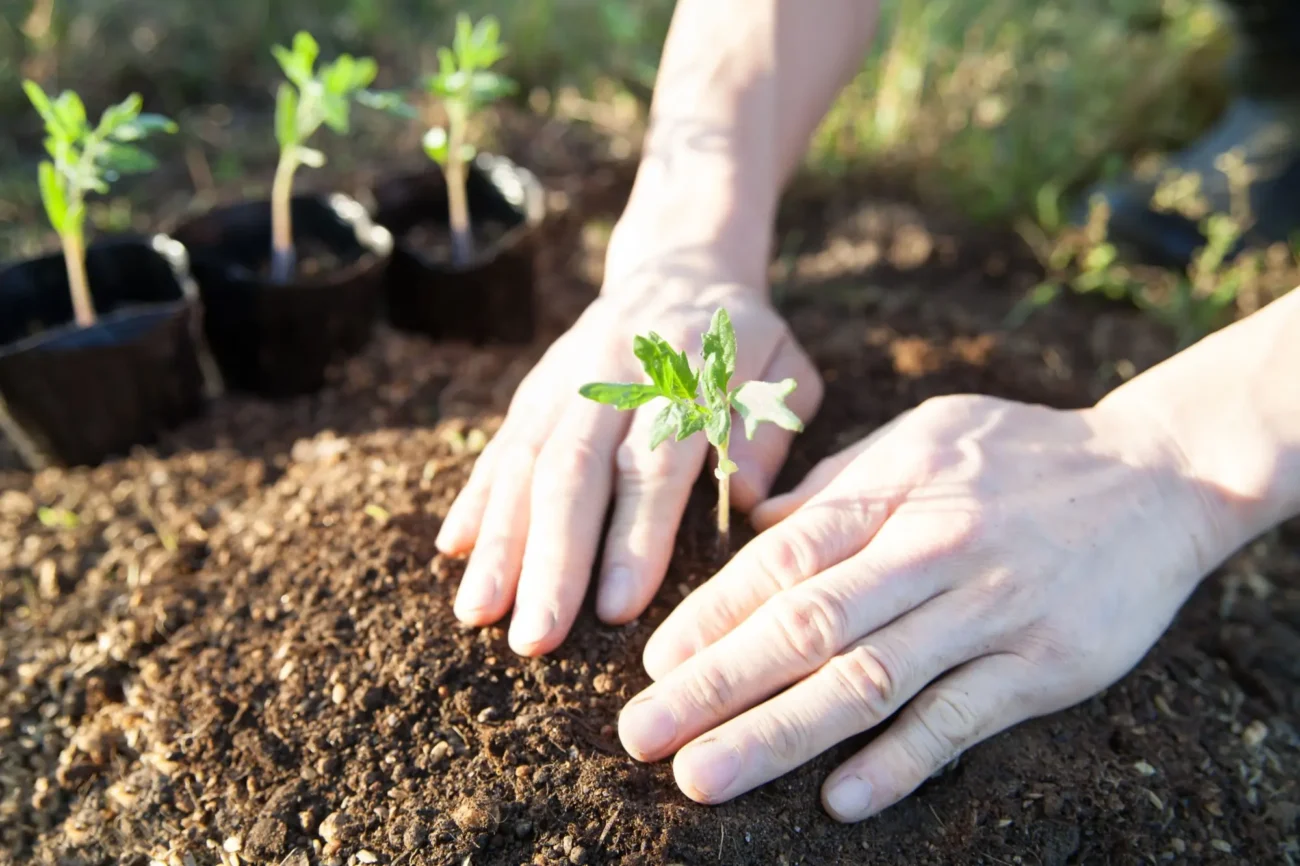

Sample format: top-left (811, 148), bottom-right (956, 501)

top-left (435, 271), bottom-right (823, 657)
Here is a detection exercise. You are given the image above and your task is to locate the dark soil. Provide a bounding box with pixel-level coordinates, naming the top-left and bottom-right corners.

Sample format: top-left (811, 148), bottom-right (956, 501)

top-left (401, 220), bottom-right (512, 267)
top-left (2, 155), bottom-right (1298, 866)
top-left (255, 238), bottom-right (350, 282)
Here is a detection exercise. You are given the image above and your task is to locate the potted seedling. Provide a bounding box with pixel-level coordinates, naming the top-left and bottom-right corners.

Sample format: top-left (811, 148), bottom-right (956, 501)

top-left (172, 32), bottom-right (400, 397)
top-left (0, 83), bottom-right (217, 469)
top-left (580, 309), bottom-right (805, 539)
top-left (372, 13), bottom-right (545, 345)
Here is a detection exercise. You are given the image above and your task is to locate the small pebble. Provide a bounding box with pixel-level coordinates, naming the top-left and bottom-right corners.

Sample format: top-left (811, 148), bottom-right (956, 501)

top-left (569, 846), bottom-right (588, 865)
top-left (356, 851), bottom-right (378, 864)
top-left (1243, 719), bottom-right (1269, 748)
top-left (332, 684), bottom-right (348, 705)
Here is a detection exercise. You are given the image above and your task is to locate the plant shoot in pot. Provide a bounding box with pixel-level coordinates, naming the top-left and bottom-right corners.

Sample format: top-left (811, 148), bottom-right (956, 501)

top-left (423, 14), bottom-right (516, 268)
top-left (579, 308), bottom-right (805, 539)
top-left (269, 32), bottom-right (410, 282)
top-left (23, 81), bottom-right (176, 327)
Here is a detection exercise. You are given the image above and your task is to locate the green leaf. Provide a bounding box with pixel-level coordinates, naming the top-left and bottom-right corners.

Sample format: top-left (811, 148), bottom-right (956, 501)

top-left (675, 404), bottom-right (707, 441)
top-left (53, 91), bottom-right (87, 136)
top-left (704, 398), bottom-right (731, 449)
top-left (632, 333), bottom-right (696, 400)
top-left (323, 55), bottom-right (356, 95)
top-left (350, 57), bottom-right (378, 90)
top-left (437, 47), bottom-right (457, 80)
top-left (320, 93), bottom-right (350, 134)
top-left (648, 402), bottom-right (679, 450)
top-left (454, 13), bottom-right (475, 64)
top-left (356, 89), bottom-right (417, 119)
top-left (37, 161), bottom-right (67, 233)
top-left (96, 94), bottom-right (142, 137)
top-left (111, 112), bottom-right (176, 142)
top-left (23, 80), bottom-right (60, 130)
top-left (37, 506), bottom-right (79, 529)
top-left (468, 70), bottom-right (515, 106)
top-left (701, 307), bottom-right (737, 393)
top-left (275, 82), bottom-right (299, 147)
top-left (578, 382), bottom-right (661, 410)
top-left (292, 31), bottom-right (319, 71)
top-left (732, 379), bottom-right (803, 440)
top-left (422, 127), bottom-right (449, 165)
top-left (101, 144), bottom-right (158, 175)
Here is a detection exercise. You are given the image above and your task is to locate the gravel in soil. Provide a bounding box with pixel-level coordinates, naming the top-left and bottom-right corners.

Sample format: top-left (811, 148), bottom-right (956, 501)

top-left (2, 159), bottom-right (1299, 866)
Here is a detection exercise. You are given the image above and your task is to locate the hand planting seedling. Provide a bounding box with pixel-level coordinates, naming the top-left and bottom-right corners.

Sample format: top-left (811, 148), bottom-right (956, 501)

top-left (269, 31), bottom-right (411, 282)
top-left (423, 13), bottom-right (517, 267)
top-left (24, 81), bottom-right (175, 327)
top-left (580, 308), bottom-right (804, 538)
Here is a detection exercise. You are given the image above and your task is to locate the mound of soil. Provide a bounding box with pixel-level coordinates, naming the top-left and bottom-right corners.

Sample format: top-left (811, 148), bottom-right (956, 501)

top-left (2, 165), bottom-right (1298, 866)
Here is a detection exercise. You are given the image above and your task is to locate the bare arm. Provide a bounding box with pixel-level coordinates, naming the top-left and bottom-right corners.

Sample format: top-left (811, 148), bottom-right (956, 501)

top-left (606, 0), bottom-right (881, 290)
top-left (1100, 287), bottom-right (1300, 551)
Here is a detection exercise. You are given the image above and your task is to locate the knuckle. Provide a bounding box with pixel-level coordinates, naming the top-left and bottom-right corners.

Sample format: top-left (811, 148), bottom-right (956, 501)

top-left (537, 436), bottom-right (607, 491)
top-left (826, 643), bottom-right (899, 720)
top-left (757, 529), bottom-right (822, 592)
top-left (684, 664), bottom-right (735, 713)
top-left (771, 589), bottom-right (849, 667)
top-left (615, 437), bottom-right (678, 483)
top-left (755, 715), bottom-right (809, 766)
top-left (912, 688), bottom-right (981, 760)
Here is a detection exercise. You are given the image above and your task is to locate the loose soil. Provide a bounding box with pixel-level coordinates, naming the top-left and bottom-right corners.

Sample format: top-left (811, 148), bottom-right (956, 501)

top-left (400, 220), bottom-right (512, 268)
top-left (254, 239), bottom-right (349, 282)
top-left (2, 149), bottom-right (1298, 866)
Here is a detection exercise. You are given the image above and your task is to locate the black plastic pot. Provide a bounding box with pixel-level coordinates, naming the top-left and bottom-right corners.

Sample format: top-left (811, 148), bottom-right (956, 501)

top-left (0, 236), bottom-right (219, 469)
top-left (372, 153), bottom-right (545, 344)
top-left (171, 193), bottom-right (393, 397)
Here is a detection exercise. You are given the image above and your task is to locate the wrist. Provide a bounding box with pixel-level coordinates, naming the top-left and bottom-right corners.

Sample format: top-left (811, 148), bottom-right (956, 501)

top-left (1097, 292), bottom-right (1300, 564)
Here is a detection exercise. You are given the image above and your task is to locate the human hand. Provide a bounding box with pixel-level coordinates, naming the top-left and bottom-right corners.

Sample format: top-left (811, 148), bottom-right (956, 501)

top-left (436, 271), bottom-right (822, 657)
top-left (618, 394), bottom-right (1233, 821)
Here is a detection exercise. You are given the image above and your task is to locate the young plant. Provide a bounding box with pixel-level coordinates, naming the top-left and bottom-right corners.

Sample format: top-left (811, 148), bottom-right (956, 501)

top-left (423, 14), bottom-right (517, 267)
top-left (270, 32), bottom-right (408, 282)
top-left (579, 309), bottom-right (804, 538)
top-left (23, 81), bottom-right (176, 327)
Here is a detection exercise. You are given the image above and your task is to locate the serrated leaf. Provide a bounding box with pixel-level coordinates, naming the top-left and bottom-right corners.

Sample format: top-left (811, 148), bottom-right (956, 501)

top-left (275, 83), bottom-right (299, 147)
top-left (320, 93), bottom-right (350, 134)
top-left (577, 382), bottom-right (661, 410)
top-left (23, 80), bottom-right (60, 130)
top-left (648, 402), bottom-right (678, 450)
top-left (53, 91), bottom-right (86, 136)
top-left (37, 161), bottom-right (67, 233)
top-left (101, 144), bottom-right (158, 175)
top-left (422, 127), bottom-right (449, 165)
top-left (296, 146), bottom-right (327, 168)
top-left (356, 89), bottom-right (417, 119)
top-left (675, 405), bottom-right (707, 441)
top-left (704, 400), bottom-right (730, 448)
top-left (633, 334), bottom-right (672, 395)
top-left (701, 307), bottom-right (736, 393)
top-left (732, 379), bottom-right (803, 440)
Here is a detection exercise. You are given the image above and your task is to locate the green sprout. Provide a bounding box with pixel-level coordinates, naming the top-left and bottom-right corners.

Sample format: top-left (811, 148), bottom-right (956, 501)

top-left (423, 14), bottom-right (517, 267)
top-left (23, 81), bottom-right (176, 328)
top-left (580, 309), bottom-right (804, 538)
top-left (269, 31), bottom-right (412, 282)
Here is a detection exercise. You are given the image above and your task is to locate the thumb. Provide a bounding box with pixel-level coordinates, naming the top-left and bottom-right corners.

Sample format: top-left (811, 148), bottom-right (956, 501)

top-left (726, 338), bottom-right (823, 511)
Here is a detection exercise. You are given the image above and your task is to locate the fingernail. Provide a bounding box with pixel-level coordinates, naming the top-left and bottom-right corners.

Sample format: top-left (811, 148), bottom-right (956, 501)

top-left (453, 573), bottom-right (497, 621)
top-left (508, 607), bottom-right (555, 653)
top-left (824, 773), bottom-right (874, 821)
top-left (619, 696), bottom-right (678, 758)
top-left (597, 566), bottom-right (634, 622)
top-left (676, 738), bottom-right (742, 801)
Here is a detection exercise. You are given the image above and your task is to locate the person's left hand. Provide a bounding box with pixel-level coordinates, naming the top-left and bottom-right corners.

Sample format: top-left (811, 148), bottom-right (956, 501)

top-left (617, 393), bottom-right (1236, 821)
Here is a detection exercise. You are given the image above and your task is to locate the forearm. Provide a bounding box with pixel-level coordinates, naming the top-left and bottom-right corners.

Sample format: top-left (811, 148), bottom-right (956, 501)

top-left (606, 0), bottom-right (880, 291)
top-left (1100, 289), bottom-right (1300, 552)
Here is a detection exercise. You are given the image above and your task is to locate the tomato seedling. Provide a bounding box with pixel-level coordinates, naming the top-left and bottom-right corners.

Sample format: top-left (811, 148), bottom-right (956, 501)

top-left (423, 13), bottom-right (516, 267)
top-left (580, 308), bottom-right (804, 537)
top-left (269, 31), bottom-right (411, 282)
top-left (24, 81), bottom-right (176, 327)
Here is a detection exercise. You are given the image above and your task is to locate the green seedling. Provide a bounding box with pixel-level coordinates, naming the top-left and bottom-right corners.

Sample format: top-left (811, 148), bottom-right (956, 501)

top-left (269, 31), bottom-right (411, 282)
top-left (580, 309), bottom-right (804, 538)
top-left (23, 81), bottom-right (176, 328)
top-left (423, 14), bottom-right (517, 267)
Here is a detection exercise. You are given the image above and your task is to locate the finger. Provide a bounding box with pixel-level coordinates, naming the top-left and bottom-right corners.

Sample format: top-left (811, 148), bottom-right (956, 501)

top-left (621, 540), bottom-right (951, 762)
top-left (667, 595), bottom-right (998, 805)
top-left (752, 410), bottom-right (914, 531)
top-left (435, 438), bottom-right (501, 555)
top-left (452, 434), bottom-right (541, 626)
top-left (642, 437), bottom-right (930, 680)
top-left (821, 653), bottom-right (1041, 822)
top-left (727, 338), bottom-right (823, 511)
top-left (596, 407), bottom-right (710, 624)
top-left (507, 402), bottom-right (629, 655)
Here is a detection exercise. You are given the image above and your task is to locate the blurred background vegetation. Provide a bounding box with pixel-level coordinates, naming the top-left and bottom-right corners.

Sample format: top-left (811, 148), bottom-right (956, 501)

top-left (4, 0), bottom-right (1276, 337)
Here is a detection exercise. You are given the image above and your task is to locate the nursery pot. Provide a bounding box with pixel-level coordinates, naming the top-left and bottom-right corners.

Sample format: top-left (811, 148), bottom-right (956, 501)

top-left (372, 152), bottom-right (545, 344)
top-left (172, 193), bottom-right (393, 397)
top-left (0, 236), bottom-right (218, 470)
